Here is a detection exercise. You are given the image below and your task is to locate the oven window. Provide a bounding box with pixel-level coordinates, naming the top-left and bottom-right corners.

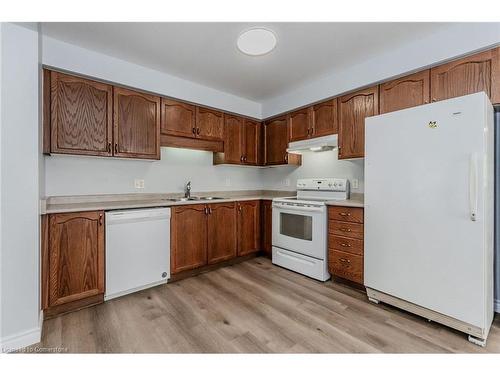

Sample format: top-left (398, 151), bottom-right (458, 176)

top-left (280, 213), bottom-right (312, 241)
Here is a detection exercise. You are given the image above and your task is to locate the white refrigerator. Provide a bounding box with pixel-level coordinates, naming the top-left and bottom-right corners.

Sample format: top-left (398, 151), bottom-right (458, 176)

top-left (364, 92), bottom-right (494, 346)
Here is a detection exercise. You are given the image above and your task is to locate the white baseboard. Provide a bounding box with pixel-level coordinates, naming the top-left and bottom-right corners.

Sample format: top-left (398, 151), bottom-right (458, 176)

top-left (495, 299), bottom-right (500, 313)
top-left (0, 311), bottom-right (42, 353)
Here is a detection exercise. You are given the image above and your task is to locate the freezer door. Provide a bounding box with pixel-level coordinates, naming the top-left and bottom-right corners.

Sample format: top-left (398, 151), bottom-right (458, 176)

top-left (365, 92), bottom-right (491, 328)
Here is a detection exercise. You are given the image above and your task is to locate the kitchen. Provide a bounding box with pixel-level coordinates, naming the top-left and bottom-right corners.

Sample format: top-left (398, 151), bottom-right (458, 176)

top-left (1, 9), bottom-right (500, 372)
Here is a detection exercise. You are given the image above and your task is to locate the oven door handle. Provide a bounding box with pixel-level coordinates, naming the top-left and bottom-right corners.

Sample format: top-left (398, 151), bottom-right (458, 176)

top-left (272, 203), bottom-right (325, 213)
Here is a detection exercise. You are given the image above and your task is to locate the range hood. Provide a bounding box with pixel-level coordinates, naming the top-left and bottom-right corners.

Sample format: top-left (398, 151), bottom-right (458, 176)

top-left (286, 134), bottom-right (338, 154)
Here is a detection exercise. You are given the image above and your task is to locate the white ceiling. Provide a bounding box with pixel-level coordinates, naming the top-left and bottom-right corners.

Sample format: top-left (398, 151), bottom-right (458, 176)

top-left (41, 22), bottom-right (448, 102)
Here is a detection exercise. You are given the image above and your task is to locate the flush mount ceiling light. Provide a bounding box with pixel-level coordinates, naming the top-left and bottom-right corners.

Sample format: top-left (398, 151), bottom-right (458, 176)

top-left (237, 28), bottom-right (277, 56)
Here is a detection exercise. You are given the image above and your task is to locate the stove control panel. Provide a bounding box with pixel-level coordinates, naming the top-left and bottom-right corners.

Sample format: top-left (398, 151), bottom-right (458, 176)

top-left (296, 178), bottom-right (349, 192)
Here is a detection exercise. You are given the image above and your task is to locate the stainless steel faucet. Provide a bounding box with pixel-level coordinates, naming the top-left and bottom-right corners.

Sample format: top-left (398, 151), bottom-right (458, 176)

top-left (185, 181), bottom-right (191, 199)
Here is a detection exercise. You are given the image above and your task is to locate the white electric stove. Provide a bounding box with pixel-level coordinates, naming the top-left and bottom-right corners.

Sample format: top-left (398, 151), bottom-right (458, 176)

top-left (272, 178), bottom-right (350, 281)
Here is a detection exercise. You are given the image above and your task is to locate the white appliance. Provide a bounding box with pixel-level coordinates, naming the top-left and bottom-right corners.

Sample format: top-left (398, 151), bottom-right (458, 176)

top-left (365, 92), bottom-right (494, 346)
top-left (105, 207), bottom-right (171, 300)
top-left (272, 178), bottom-right (349, 281)
top-left (287, 134), bottom-right (338, 154)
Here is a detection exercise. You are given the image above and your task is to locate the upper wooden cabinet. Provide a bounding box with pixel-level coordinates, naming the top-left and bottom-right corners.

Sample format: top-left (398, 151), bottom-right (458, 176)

top-left (196, 107), bottom-right (224, 141)
top-left (170, 204), bottom-right (208, 274)
top-left (160, 98), bottom-right (196, 138)
top-left (380, 70), bottom-right (430, 114)
top-left (46, 71), bottom-right (113, 156)
top-left (338, 86), bottom-right (379, 159)
top-left (288, 107), bottom-right (312, 142)
top-left (264, 115), bottom-right (289, 165)
top-left (430, 48), bottom-right (500, 104)
top-left (243, 120), bottom-right (260, 165)
top-left (312, 99), bottom-right (338, 137)
top-left (43, 211), bottom-right (104, 310)
top-left (237, 201), bottom-right (261, 256)
top-left (222, 114), bottom-right (244, 164)
top-left (207, 203), bottom-right (237, 264)
top-left (113, 87), bottom-right (161, 160)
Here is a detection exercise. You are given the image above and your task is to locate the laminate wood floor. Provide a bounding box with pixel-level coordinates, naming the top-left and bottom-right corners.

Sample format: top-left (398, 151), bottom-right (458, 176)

top-left (34, 257), bottom-right (500, 353)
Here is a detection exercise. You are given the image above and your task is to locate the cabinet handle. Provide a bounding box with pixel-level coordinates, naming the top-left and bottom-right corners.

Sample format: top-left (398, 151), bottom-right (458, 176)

top-left (204, 207), bottom-right (208, 215)
top-left (209, 207), bottom-right (212, 214)
top-left (307, 128), bottom-right (310, 135)
top-left (432, 98), bottom-right (437, 102)
top-left (339, 258), bottom-right (351, 264)
top-left (340, 243), bottom-right (351, 248)
top-left (192, 127), bottom-right (196, 135)
top-left (240, 155), bottom-right (244, 162)
top-left (311, 127), bottom-right (314, 135)
top-left (244, 156), bottom-right (247, 162)
top-left (196, 128), bottom-right (201, 135)
top-left (238, 205), bottom-right (242, 212)
top-left (338, 212), bottom-right (351, 217)
top-left (99, 214), bottom-right (103, 226)
top-left (284, 154), bottom-right (288, 163)
top-left (114, 143), bottom-right (118, 154)
top-left (107, 142), bottom-right (111, 153)
top-left (339, 228), bottom-right (352, 232)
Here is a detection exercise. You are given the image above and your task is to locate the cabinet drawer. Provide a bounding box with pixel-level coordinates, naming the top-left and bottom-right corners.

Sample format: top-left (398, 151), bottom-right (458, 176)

top-left (328, 250), bottom-right (363, 284)
top-left (328, 220), bottom-right (363, 239)
top-left (329, 235), bottom-right (363, 256)
top-left (328, 206), bottom-right (364, 223)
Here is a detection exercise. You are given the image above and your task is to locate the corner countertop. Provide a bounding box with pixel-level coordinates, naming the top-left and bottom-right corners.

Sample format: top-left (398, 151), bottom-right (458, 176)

top-left (325, 193), bottom-right (364, 208)
top-left (40, 190), bottom-right (296, 214)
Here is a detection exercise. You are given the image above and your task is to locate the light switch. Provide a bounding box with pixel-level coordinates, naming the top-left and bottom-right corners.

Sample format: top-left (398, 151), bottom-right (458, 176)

top-left (352, 179), bottom-right (359, 189)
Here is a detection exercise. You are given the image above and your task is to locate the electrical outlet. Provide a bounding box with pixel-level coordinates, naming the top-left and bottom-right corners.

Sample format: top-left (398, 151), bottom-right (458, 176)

top-left (134, 179), bottom-right (145, 189)
top-left (351, 179), bottom-right (359, 189)
top-left (225, 178), bottom-right (231, 187)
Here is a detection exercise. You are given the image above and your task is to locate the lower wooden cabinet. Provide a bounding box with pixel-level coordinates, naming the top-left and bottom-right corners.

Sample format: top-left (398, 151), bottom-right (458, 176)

top-left (328, 206), bottom-right (364, 285)
top-left (261, 200), bottom-right (273, 256)
top-left (170, 204), bottom-right (208, 274)
top-left (207, 202), bottom-right (237, 264)
top-left (171, 200), bottom-right (265, 275)
top-left (237, 201), bottom-right (261, 256)
top-left (42, 211), bottom-right (105, 316)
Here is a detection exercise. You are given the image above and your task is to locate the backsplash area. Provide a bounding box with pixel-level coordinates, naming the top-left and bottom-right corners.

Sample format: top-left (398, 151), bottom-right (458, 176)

top-left (260, 149), bottom-right (364, 193)
top-left (44, 147), bottom-right (364, 196)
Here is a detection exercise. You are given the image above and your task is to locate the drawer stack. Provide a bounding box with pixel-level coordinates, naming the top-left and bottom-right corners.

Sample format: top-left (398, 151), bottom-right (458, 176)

top-left (328, 206), bottom-right (364, 285)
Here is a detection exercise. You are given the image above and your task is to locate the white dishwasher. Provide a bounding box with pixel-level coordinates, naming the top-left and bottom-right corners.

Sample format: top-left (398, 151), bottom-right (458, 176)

top-left (105, 207), bottom-right (171, 300)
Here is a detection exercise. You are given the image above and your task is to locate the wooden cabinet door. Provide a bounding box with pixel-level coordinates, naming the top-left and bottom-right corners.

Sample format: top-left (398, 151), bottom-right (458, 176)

top-left (223, 114), bottom-right (244, 164)
top-left (160, 98), bottom-right (196, 138)
top-left (338, 86), bottom-right (379, 159)
top-left (113, 87), bottom-right (160, 159)
top-left (380, 70), bottom-right (430, 114)
top-left (196, 107), bottom-right (224, 141)
top-left (49, 71), bottom-right (112, 156)
top-left (261, 200), bottom-right (273, 256)
top-left (237, 201), bottom-right (261, 256)
top-left (289, 108), bottom-right (311, 142)
top-left (48, 211), bottom-right (104, 307)
top-left (312, 99), bottom-right (338, 137)
top-left (431, 48), bottom-right (500, 104)
top-left (207, 203), bottom-right (237, 264)
top-left (243, 119), bottom-right (259, 165)
top-left (264, 115), bottom-right (289, 165)
top-left (171, 205), bottom-right (207, 274)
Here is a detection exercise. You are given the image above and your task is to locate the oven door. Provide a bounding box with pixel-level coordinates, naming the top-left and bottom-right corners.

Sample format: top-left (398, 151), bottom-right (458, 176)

top-left (272, 202), bottom-right (326, 260)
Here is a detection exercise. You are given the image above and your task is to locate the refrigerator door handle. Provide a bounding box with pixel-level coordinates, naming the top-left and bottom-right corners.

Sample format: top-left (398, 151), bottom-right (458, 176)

top-left (469, 153), bottom-right (478, 221)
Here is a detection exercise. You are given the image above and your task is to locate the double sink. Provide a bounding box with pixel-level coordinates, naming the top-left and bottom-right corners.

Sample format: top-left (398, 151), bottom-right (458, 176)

top-left (163, 196), bottom-right (225, 202)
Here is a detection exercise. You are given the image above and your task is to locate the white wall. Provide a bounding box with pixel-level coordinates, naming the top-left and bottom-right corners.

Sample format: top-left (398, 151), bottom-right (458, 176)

top-left (0, 23), bottom-right (41, 350)
top-left (262, 23), bottom-right (500, 118)
top-left (260, 150), bottom-right (364, 193)
top-left (45, 148), bottom-right (264, 196)
top-left (42, 35), bottom-right (262, 119)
